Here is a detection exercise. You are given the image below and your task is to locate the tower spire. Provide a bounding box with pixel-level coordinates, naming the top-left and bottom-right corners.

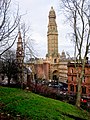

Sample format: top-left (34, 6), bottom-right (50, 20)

top-left (18, 24), bottom-right (22, 42)
top-left (18, 21), bottom-right (22, 40)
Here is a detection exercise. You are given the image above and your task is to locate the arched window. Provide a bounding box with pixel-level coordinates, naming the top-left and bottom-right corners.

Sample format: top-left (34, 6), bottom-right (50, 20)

top-left (54, 59), bottom-right (57, 63)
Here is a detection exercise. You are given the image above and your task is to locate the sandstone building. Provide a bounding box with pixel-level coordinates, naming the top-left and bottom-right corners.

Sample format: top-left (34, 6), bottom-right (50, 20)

top-left (25, 7), bottom-right (69, 83)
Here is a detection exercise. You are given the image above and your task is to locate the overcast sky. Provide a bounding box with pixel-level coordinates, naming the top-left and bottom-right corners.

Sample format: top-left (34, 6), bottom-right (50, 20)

top-left (12, 0), bottom-right (74, 58)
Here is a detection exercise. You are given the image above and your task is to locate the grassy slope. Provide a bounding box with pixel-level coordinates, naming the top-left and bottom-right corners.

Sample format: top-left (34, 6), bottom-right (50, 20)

top-left (0, 87), bottom-right (90, 120)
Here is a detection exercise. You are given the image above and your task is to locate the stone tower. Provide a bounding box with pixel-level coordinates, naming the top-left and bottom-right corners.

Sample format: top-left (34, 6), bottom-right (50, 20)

top-left (16, 31), bottom-right (25, 88)
top-left (46, 7), bottom-right (60, 63)
top-left (16, 31), bottom-right (24, 65)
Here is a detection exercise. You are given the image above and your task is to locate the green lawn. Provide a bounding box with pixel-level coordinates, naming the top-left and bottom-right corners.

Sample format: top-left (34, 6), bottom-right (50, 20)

top-left (0, 87), bottom-right (90, 120)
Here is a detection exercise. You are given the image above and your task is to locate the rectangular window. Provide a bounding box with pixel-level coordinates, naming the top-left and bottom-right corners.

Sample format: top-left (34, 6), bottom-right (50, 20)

top-left (70, 85), bottom-right (74, 92)
top-left (82, 86), bottom-right (86, 94)
top-left (71, 76), bottom-right (73, 81)
top-left (76, 85), bottom-right (78, 92)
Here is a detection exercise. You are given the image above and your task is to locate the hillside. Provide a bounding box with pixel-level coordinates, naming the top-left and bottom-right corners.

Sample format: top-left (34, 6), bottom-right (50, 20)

top-left (0, 87), bottom-right (90, 120)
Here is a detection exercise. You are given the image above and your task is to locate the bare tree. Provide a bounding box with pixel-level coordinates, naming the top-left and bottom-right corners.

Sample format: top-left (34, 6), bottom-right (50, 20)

top-left (0, 0), bottom-right (20, 57)
top-left (21, 23), bottom-right (37, 62)
top-left (59, 0), bottom-right (90, 107)
top-left (2, 49), bottom-right (16, 60)
top-left (16, 23), bottom-right (36, 88)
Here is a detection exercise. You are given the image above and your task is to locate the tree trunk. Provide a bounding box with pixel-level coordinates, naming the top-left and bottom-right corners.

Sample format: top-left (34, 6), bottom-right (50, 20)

top-left (76, 61), bottom-right (85, 107)
top-left (76, 78), bottom-right (82, 107)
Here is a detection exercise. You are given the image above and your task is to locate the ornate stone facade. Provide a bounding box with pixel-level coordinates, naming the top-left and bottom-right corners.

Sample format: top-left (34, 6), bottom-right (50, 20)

top-left (46, 6), bottom-right (59, 59)
top-left (26, 7), bottom-right (68, 83)
top-left (45, 7), bottom-right (68, 83)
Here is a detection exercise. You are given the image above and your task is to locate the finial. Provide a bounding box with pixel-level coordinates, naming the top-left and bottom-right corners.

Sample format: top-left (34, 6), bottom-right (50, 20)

top-left (18, 31), bottom-right (21, 39)
top-left (18, 23), bottom-right (22, 39)
top-left (51, 6), bottom-right (53, 9)
top-left (18, 22), bottom-right (20, 32)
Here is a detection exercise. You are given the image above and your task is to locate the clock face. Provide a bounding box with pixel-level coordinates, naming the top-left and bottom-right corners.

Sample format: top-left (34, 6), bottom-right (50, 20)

top-left (19, 51), bottom-right (22, 55)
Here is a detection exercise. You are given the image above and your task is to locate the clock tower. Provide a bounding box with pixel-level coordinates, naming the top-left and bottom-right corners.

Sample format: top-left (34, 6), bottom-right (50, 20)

top-left (16, 30), bottom-right (24, 64)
